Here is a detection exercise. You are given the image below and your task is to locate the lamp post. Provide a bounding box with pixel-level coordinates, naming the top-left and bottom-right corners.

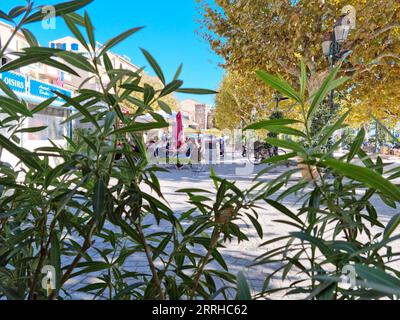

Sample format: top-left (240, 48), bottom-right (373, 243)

top-left (251, 107), bottom-right (257, 122)
top-left (274, 93), bottom-right (289, 110)
top-left (322, 13), bottom-right (353, 114)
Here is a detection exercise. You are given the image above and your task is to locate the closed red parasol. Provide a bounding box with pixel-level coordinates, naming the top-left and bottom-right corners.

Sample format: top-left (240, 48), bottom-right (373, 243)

top-left (175, 112), bottom-right (184, 149)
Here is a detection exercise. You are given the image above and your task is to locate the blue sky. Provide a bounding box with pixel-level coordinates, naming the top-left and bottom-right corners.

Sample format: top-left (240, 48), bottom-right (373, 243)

top-left (4, 0), bottom-right (223, 105)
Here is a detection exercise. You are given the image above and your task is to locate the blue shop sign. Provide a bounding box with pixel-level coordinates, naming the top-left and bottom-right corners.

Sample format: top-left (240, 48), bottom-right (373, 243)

top-left (29, 79), bottom-right (72, 102)
top-left (0, 72), bottom-right (26, 93)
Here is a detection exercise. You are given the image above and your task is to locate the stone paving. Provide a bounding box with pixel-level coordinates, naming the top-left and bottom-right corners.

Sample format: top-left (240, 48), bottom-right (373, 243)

top-left (65, 154), bottom-right (400, 300)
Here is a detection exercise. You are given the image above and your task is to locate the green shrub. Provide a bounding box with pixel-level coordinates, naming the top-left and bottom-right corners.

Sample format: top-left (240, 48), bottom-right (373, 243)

top-left (0, 0), bottom-right (261, 300)
top-left (248, 61), bottom-right (400, 300)
top-left (1, 0), bottom-right (400, 301)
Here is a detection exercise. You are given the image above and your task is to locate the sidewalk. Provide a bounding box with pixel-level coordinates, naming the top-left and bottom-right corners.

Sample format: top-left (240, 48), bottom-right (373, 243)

top-left (64, 160), bottom-right (400, 299)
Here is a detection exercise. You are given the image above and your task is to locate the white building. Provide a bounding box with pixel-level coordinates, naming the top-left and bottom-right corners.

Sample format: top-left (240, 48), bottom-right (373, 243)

top-left (0, 22), bottom-right (74, 166)
top-left (0, 22), bottom-right (141, 167)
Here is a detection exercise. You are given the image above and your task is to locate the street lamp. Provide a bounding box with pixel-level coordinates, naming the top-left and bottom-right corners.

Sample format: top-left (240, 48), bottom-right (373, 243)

top-left (251, 107), bottom-right (257, 122)
top-left (322, 12), bottom-right (354, 114)
top-left (334, 15), bottom-right (351, 43)
top-left (274, 93), bottom-right (288, 110)
top-left (323, 14), bottom-right (352, 64)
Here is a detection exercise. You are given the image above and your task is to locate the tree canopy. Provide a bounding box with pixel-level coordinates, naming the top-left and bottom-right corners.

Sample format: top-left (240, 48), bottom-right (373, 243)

top-left (198, 0), bottom-right (400, 127)
top-left (214, 71), bottom-right (293, 130)
top-left (214, 71), bottom-right (269, 129)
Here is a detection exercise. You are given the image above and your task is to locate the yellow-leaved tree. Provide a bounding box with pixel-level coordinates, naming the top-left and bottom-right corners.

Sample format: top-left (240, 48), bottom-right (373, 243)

top-left (198, 0), bottom-right (400, 127)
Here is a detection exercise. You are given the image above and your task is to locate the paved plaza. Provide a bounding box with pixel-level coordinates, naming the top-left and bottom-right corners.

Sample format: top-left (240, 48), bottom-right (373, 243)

top-left (64, 154), bottom-right (400, 299)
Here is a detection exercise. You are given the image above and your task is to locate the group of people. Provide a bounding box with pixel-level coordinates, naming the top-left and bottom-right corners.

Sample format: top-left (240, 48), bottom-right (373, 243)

top-left (114, 135), bottom-right (226, 166)
top-left (146, 137), bottom-right (201, 164)
top-left (145, 135), bottom-right (226, 165)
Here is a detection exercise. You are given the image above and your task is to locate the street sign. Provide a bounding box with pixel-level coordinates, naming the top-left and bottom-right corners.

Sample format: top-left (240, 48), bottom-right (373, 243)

top-left (29, 79), bottom-right (72, 102)
top-left (0, 71), bottom-right (27, 93)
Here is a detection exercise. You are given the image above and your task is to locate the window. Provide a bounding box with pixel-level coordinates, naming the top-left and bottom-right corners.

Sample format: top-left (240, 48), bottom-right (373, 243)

top-left (71, 43), bottom-right (79, 51)
top-left (27, 109), bottom-right (68, 141)
top-left (55, 43), bottom-right (66, 50)
top-left (1, 58), bottom-right (7, 66)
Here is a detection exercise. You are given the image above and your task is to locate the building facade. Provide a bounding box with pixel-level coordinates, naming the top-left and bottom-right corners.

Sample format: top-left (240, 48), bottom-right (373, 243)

top-left (195, 104), bottom-right (207, 130)
top-left (0, 21), bottom-right (214, 167)
top-left (180, 99), bottom-right (214, 131)
top-left (0, 22), bottom-right (74, 166)
top-left (0, 22), bottom-right (140, 166)
top-left (207, 108), bottom-right (215, 130)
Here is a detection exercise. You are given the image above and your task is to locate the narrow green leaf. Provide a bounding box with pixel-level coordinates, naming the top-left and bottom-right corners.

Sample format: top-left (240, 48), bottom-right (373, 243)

top-left (246, 213), bottom-right (263, 239)
top-left (265, 199), bottom-right (304, 226)
top-left (45, 59), bottom-right (79, 77)
top-left (0, 10), bottom-right (12, 22)
top-left (140, 48), bottom-right (165, 84)
top-left (159, 80), bottom-right (183, 98)
top-left (157, 101), bottom-right (172, 115)
top-left (54, 91), bottom-right (100, 130)
top-left (261, 152), bottom-right (297, 165)
top-left (8, 6), bottom-right (26, 18)
top-left (63, 14), bottom-right (90, 52)
top-left (0, 78), bottom-right (18, 100)
top-left (176, 188), bottom-right (213, 194)
top-left (212, 250), bottom-right (228, 271)
top-left (236, 272), bottom-right (252, 300)
top-left (290, 232), bottom-right (332, 257)
top-left (384, 213), bottom-right (400, 240)
top-left (25, 0), bottom-right (94, 24)
top-left (245, 119), bottom-right (301, 130)
top-left (113, 283), bottom-right (145, 299)
top-left (372, 115), bottom-right (400, 145)
top-left (21, 28), bottom-right (38, 47)
top-left (316, 110), bottom-right (350, 148)
top-left (264, 138), bottom-right (306, 154)
top-left (50, 232), bottom-right (62, 290)
top-left (15, 126), bottom-right (47, 133)
top-left (0, 97), bottom-right (31, 117)
top-left (324, 159), bottom-right (400, 201)
top-left (0, 55), bottom-right (46, 73)
top-left (307, 65), bottom-right (345, 121)
top-left (65, 12), bottom-right (86, 26)
top-left (111, 122), bottom-right (169, 135)
top-left (267, 126), bottom-right (307, 138)
top-left (300, 59), bottom-right (307, 99)
top-left (173, 63), bottom-right (183, 81)
top-left (93, 179), bottom-right (106, 223)
top-left (256, 70), bottom-right (301, 103)
top-left (55, 51), bottom-right (95, 72)
top-left (176, 88), bottom-right (218, 95)
top-left (0, 208), bottom-right (25, 219)
top-left (354, 264), bottom-right (400, 294)
top-left (0, 134), bottom-right (42, 171)
top-left (99, 27), bottom-right (144, 57)
top-left (32, 97), bottom-right (58, 114)
top-left (84, 11), bottom-right (95, 50)
top-left (347, 128), bottom-right (365, 162)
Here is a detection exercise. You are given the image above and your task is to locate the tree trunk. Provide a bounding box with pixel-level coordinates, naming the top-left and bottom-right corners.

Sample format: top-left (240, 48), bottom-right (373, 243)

top-left (308, 69), bottom-right (330, 96)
